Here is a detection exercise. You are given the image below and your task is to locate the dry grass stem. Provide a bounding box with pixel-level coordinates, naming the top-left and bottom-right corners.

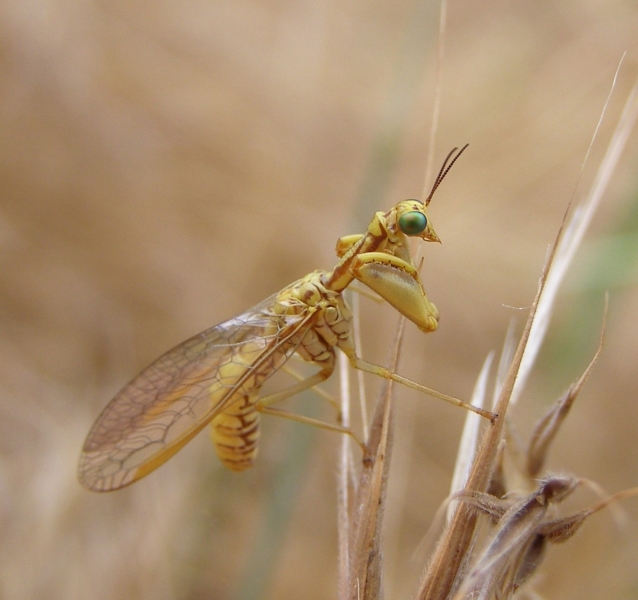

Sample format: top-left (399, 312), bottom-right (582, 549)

top-left (338, 350), bottom-right (355, 600)
top-left (526, 300), bottom-right (606, 478)
top-left (413, 72), bottom-right (638, 600)
top-left (447, 351), bottom-right (494, 520)
top-left (342, 316), bottom-right (408, 600)
top-left (2, 2), bottom-right (637, 599)
top-left (511, 72), bottom-right (638, 406)
top-left (416, 239), bottom-right (553, 600)
top-left (451, 475), bottom-right (580, 600)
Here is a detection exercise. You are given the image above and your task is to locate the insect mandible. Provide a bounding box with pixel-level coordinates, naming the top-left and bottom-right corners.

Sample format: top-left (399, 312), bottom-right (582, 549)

top-left (78, 145), bottom-right (495, 492)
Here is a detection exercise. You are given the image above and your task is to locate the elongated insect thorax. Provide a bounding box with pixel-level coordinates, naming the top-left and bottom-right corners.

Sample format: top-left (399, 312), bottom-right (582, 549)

top-left (209, 270), bottom-right (353, 471)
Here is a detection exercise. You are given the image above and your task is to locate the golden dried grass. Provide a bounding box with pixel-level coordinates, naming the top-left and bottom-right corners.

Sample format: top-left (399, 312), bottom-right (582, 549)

top-left (1, 1), bottom-right (637, 599)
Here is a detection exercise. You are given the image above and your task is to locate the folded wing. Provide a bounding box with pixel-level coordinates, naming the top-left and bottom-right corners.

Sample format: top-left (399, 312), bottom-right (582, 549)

top-left (79, 298), bottom-right (311, 491)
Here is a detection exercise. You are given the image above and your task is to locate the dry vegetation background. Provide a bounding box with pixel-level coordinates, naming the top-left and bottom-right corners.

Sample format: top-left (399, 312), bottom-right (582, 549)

top-left (1, 0), bottom-right (638, 599)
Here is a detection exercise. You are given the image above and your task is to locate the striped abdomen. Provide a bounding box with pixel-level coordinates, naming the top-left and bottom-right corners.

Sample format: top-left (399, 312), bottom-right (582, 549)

top-left (210, 393), bottom-right (260, 471)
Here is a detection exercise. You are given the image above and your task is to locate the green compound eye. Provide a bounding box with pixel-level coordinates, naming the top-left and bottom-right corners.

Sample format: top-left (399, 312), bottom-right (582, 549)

top-left (398, 211), bottom-right (427, 235)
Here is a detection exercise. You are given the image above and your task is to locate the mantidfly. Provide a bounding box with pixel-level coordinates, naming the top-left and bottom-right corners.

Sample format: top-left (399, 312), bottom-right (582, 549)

top-left (79, 145), bottom-right (495, 492)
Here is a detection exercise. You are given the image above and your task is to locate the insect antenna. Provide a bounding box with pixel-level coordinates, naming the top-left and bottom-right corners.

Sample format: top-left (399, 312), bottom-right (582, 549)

top-left (424, 143), bottom-right (469, 206)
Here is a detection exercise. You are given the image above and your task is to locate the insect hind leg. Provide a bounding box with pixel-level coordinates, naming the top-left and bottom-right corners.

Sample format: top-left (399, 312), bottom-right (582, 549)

top-left (339, 343), bottom-right (497, 422)
top-left (258, 405), bottom-right (365, 451)
top-left (255, 361), bottom-right (365, 450)
top-left (280, 363), bottom-right (341, 413)
top-left (256, 364), bottom-right (334, 409)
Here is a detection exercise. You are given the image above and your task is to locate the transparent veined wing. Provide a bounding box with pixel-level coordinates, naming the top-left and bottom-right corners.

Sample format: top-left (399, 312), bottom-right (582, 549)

top-left (79, 295), bottom-right (314, 491)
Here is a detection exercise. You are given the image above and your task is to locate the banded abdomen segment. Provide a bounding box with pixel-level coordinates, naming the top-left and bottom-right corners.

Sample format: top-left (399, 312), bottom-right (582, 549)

top-left (210, 393), bottom-right (260, 471)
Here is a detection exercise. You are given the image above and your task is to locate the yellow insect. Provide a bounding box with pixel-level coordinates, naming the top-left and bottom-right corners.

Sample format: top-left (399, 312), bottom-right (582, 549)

top-left (79, 146), bottom-right (493, 492)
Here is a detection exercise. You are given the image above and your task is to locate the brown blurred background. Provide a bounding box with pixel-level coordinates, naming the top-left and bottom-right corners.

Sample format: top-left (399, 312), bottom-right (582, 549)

top-left (1, 0), bottom-right (637, 598)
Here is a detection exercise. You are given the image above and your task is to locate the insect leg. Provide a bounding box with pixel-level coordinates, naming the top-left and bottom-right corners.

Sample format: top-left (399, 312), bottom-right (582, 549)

top-left (280, 363), bottom-right (340, 412)
top-left (255, 362), bottom-right (365, 448)
top-left (257, 405), bottom-right (365, 450)
top-left (339, 344), bottom-right (497, 422)
top-left (335, 233), bottom-right (365, 257)
top-left (256, 365), bottom-right (334, 409)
